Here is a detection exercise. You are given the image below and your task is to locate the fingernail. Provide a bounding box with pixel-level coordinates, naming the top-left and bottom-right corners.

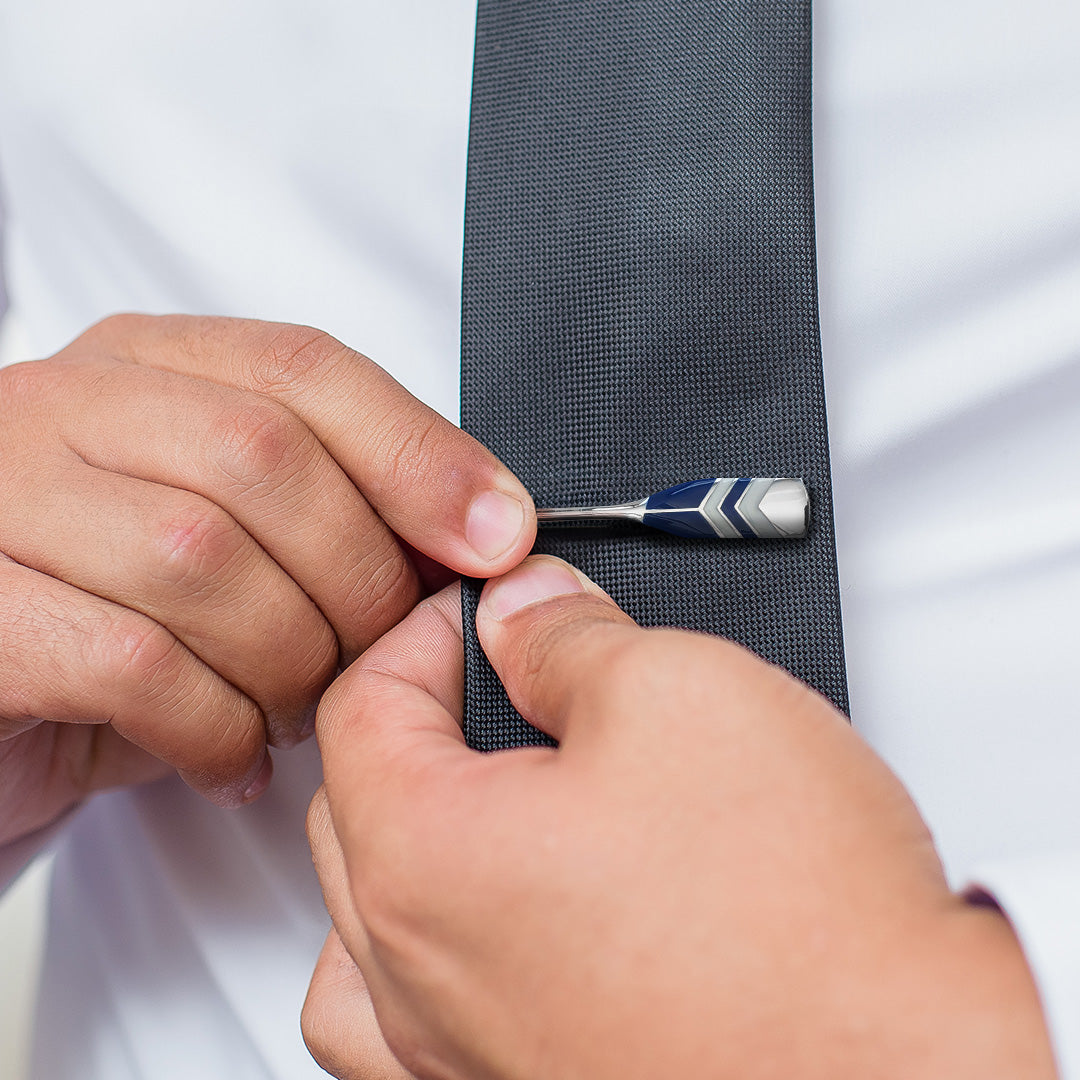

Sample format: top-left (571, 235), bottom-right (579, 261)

top-left (465, 489), bottom-right (527, 563)
top-left (243, 752), bottom-right (273, 803)
top-left (485, 559), bottom-right (586, 620)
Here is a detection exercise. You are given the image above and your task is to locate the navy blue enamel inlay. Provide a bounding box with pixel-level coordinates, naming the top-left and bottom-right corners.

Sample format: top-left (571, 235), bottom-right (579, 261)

top-left (719, 477), bottom-right (756, 539)
top-left (642, 508), bottom-right (718, 539)
top-left (645, 478), bottom-right (715, 512)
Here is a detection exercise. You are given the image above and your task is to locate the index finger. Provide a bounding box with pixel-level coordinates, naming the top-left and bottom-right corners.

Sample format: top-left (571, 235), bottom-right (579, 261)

top-left (315, 582), bottom-right (477, 862)
top-left (80, 314), bottom-right (536, 577)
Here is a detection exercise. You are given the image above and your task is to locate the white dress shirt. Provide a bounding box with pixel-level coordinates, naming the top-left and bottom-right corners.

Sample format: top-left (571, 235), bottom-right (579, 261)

top-left (0, 1), bottom-right (1078, 1076)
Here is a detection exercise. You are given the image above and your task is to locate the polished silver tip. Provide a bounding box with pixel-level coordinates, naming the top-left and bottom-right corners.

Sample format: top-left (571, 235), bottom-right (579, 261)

top-left (758, 478), bottom-right (809, 536)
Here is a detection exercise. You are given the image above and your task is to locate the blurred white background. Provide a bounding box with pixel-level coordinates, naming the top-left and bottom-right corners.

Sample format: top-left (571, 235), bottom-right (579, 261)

top-left (0, 859), bottom-right (50, 1080)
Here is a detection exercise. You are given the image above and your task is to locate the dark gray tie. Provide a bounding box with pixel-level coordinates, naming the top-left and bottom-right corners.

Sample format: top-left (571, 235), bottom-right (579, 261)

top-left (461, 1), bottom-right (847, 750)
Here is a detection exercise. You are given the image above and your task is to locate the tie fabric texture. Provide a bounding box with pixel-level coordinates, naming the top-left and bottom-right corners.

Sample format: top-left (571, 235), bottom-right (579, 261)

top-left (460, 1), bottom-right (847, 750)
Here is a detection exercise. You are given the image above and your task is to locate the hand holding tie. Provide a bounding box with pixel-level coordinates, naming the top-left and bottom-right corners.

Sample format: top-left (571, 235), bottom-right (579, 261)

top-left (0, 314), bottom-right (535, 844)
top-left (305, 556), bottom-right (1055, 1080)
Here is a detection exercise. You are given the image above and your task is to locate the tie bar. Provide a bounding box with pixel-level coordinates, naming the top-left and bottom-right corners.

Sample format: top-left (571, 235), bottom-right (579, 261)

top-left (536, 478), bottom-right (808, 540)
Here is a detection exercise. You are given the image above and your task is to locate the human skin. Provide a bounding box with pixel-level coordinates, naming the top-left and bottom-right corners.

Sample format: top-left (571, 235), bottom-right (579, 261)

top-left (304, 555), bottom-right (1058, 1080)
top-left (0, 314), bottom-right (535, 844)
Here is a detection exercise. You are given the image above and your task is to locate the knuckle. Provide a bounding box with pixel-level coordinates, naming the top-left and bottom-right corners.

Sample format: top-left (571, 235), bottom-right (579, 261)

top-left (150, 499), bottom-right (243, 589)
top-left (81, 311), bottom-right (147, 346)
top-left (93, 611), bottom-right (181, 689)
top-left (90, 311), bottom-right (131, 334)
top-left (214, 398), bottom-right (312, 482)
top-left (245, 325), bottom-right (352, 397)
top-left (0, 359), bottom-right (49, 407)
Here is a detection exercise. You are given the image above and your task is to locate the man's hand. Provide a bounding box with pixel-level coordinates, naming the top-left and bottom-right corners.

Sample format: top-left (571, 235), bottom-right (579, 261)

top-left (304, 556), bottom-right (1057, 1080)
top-left (0, 315), bottom-right (534, 844)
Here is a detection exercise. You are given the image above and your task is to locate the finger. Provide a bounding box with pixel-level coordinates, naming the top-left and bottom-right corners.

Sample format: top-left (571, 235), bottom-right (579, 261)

top-left (397, 539), bottom-right (458, 596)
top-left (0, 720), bottom-right (172, 844)
top-left (51, 356), bottom-right (419, 662)
top-left (307, 785), bottom-right (370, 965)
top-left (81, 314), bottom-right (536, 576)
top-left (0, 553), bottom-right (268, 806)
top-left (302, 931), bottom-right (417, 1080)
top-left (474, 555), bottom-right (640, 743)
top-left (316, 582), bottom-right (490, 871)
top-left (2, 455), bottom-right (336, 744)
top-left (319, 579), bottom-right (466, 742)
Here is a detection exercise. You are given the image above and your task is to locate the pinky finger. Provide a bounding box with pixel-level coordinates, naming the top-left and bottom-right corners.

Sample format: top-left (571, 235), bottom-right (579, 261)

top-left (0, 554), bottom-right (269, 806)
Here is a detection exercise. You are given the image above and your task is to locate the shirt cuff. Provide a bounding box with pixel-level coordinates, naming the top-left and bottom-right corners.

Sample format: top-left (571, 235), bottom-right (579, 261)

top-left (970, 848), bottom-right (1080, 1080)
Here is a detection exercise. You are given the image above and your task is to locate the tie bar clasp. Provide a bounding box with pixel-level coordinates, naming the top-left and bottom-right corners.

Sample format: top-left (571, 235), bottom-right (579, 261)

top-left (536, 477), bottom-right (808, 540)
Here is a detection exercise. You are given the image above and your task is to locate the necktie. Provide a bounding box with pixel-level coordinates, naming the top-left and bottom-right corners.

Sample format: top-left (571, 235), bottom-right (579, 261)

top-left (461, 1), bottom-right (847, 750)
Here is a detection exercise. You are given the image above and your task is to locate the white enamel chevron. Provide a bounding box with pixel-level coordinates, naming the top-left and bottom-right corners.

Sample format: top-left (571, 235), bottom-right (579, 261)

top-left (700, 479), bottom-right (744, 539)
top-left (734, 477), bottom-right (789, 539)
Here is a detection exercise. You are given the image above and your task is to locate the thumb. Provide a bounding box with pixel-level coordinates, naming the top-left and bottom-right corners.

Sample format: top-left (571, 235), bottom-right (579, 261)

top-left (475, 555), bottom-right (641, 743)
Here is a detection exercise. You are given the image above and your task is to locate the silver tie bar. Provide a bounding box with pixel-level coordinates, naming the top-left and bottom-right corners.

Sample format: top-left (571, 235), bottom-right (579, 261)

top-left (537, 477), bottom-right (808, 540)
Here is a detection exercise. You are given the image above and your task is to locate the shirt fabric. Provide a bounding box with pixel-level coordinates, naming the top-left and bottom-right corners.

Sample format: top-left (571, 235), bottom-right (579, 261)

top-left (0, 1), bottom-right (1078, 1076)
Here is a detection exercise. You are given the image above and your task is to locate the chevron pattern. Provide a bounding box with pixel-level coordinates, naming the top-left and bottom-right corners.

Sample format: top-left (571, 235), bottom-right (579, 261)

top-left (642, 478), bottom-right (808, 540)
